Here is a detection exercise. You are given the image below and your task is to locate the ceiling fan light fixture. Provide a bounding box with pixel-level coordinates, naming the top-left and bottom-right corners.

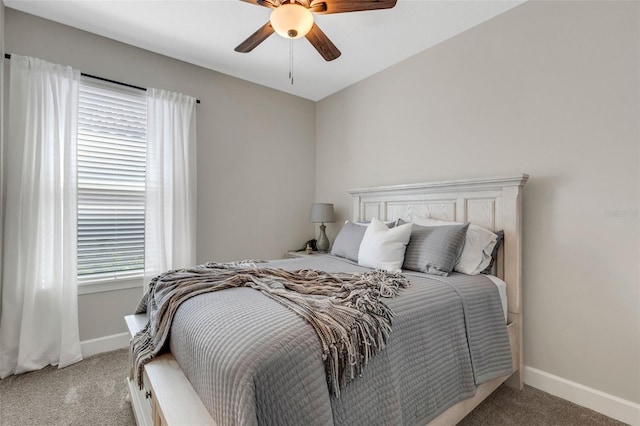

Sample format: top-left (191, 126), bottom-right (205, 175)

top-left (270, 3), bottom-right (314, 39)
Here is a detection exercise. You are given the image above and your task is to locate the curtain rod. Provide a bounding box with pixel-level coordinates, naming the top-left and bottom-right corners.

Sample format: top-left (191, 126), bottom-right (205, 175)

top-left (4, 53), bottom-right (201, 104)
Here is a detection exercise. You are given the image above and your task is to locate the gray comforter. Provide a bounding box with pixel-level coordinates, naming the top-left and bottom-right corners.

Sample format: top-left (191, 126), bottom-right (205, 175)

top-left (169, 255), bottom-right (512, 425)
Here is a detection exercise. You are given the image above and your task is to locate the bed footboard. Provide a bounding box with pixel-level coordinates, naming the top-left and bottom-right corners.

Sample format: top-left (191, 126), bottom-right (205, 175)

top-left (125, 314), bottom-right (215, 426)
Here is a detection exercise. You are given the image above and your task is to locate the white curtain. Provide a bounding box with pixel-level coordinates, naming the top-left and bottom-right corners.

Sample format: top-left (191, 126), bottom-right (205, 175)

top-left (0, 55), bottom-right (82, 378)
top-left (144, 89), bottom-right (197, 290)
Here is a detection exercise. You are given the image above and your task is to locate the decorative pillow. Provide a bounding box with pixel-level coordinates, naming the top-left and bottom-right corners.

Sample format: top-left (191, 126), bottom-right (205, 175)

top-left (402, 222), bottom-right (469, 276)
top-left (481, 230), bottom-right (504, 275)
top-left (357, 218), bottom-right (412, 273)
top-left (330, 221), bottom-right (368, 262)
top-left (410, 215), bottom-right (498, 275)
top-left (355, 220), bottom-right (398, 228)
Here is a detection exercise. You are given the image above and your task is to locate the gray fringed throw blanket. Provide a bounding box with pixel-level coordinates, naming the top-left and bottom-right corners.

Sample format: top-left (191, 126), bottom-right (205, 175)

top-left (130, 261), bottom-right (410, 396)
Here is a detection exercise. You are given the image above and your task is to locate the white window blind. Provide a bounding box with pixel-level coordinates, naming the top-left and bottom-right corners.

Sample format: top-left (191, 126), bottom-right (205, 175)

top-left (77, 78), bottom-right (147, 283)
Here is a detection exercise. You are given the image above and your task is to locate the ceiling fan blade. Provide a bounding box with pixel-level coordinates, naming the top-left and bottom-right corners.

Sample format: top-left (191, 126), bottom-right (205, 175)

top-left (235, 22), bottom-right (275, 53)
top-left (305, 23), bottom-right (341, 61)
top-left (239, 0), bottom-right (277, 9)
top-left (310, 0), bottom-right (396, 14)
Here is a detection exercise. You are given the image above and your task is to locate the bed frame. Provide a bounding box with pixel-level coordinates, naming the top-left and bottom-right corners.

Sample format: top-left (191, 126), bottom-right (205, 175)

top-left (124, 174), bottom-right (528, 426)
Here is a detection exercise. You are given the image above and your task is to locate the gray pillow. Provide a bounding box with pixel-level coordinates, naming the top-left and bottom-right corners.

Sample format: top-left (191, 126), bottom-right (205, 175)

top-left (481, 230), bottom-right (504, 275)
top-left (330, 222), bottom-right (368, 262)
top-left (355, 220), bottom-right (397, 228)
top-left (402, 222), bottom-right (470, 276)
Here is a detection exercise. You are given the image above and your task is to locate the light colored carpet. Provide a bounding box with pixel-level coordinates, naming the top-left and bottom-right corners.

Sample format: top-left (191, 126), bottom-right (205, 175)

top-left (459, 384), bottom-right (626, 426)
top-left (0, 349), bottom-right (135, 426)
top-left (0, 349), bottom-right (627, 426)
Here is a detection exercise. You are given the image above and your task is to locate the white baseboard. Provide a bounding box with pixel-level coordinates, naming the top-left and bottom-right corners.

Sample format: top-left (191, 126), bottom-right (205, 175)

top-left (524, 366), bottom-right (640, 426)
top-left (80, 332), bottom-right (130, 358)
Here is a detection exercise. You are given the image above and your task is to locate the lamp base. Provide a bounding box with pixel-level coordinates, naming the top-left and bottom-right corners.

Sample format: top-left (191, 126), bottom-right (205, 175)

top-left (316, 223), bottom-right (330, 252)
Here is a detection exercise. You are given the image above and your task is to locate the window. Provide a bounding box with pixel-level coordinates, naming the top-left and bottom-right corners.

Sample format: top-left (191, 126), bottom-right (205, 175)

top-left (77, 78), bottom-right (147, 286)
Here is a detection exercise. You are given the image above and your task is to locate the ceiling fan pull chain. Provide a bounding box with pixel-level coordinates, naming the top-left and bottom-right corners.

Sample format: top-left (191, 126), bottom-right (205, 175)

top-left (289, 37), bottom-right (294, 85)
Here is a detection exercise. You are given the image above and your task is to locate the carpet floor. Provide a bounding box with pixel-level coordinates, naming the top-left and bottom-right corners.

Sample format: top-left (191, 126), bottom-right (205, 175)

top-left (0, 349), bottom-right (627, 426)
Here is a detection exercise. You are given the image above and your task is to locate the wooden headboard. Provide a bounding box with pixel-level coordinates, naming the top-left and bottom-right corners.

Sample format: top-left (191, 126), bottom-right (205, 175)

top-left (348, 174), bottom-right (529, 318)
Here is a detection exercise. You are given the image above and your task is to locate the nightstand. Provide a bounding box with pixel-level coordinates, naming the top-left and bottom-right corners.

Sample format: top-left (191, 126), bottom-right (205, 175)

top-left (284, 250), bottom-right (327, 259)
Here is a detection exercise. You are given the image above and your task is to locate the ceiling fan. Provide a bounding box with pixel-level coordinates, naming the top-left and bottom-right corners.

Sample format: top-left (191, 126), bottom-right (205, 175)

top-left (234, 0), bottom-right (398, 61)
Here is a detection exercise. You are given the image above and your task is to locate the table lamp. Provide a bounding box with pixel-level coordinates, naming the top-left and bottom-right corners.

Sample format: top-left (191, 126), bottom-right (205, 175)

top-left (309, 203), bottom-right (335, 252)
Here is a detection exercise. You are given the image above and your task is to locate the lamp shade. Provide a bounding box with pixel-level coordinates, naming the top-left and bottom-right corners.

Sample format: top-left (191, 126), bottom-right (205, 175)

top-left (270, 3), bottom-right (314, 39)
top-left (309, 203), bottom-right (335, 223)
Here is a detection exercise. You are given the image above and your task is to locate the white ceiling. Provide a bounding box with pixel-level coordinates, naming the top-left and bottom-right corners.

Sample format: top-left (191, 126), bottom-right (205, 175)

top-left (4, 0), bottom-right (526, 101)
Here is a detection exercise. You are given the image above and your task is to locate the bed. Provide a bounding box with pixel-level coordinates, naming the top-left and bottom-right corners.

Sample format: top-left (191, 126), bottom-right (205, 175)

top-left (125, 174), bottom-right (528, 426)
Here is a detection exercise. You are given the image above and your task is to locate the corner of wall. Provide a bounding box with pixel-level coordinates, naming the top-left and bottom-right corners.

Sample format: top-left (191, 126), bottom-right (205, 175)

top-left (0, 1), bottom-right (6, 315)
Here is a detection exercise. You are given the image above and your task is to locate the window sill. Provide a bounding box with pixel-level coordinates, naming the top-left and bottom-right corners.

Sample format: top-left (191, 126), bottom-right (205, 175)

top-left (78, 277), bottom-right (144, 295)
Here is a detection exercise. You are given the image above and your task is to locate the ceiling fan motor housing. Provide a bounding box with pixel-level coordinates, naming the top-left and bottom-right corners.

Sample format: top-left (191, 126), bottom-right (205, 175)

top-left (270, 3), bottom-right (314, 39)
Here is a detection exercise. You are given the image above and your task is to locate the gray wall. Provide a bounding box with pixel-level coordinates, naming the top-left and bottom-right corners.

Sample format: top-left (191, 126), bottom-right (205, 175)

top-left (3, 9), bottom-right (316, 341)
top-left (316, 1), bottom-right (639, 404)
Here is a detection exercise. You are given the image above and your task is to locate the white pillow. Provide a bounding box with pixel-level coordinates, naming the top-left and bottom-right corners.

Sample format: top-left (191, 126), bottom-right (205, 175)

top-left (358, 217), bottom-right (412, 273)
top-left (410, 215), bottom-right (497, 275)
